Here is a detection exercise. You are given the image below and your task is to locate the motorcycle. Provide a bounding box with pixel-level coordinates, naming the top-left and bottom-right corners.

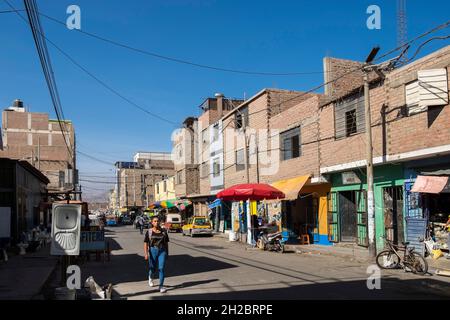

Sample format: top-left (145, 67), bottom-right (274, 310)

top-left (257, 228), bottom-right (284, 253)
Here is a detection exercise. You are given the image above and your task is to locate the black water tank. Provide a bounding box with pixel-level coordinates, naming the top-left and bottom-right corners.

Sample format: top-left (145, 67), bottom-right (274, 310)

top-left (13, 99), bottom-right (24, 108)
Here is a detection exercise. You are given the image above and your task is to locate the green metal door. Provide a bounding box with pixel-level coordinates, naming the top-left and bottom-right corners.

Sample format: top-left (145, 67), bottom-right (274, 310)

top-left (327, 192), bottom-right (339, 242)
top-left (356, 190), bottom-right (368, 247)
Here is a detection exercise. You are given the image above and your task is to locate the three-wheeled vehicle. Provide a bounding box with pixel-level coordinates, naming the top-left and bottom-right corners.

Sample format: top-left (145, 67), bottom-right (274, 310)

top-left (164, 213), bottom-right (183, 233)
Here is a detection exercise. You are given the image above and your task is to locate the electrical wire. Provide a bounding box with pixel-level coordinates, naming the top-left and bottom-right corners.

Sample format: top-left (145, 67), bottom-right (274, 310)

top-left (76, 150), bottom-right (115, 166)
top-left (10, 0), bottom-right (74, 163)
top-left (5, 0), bottom-right (179, 127)
top-left (38, 11), bottom-right (327, 77)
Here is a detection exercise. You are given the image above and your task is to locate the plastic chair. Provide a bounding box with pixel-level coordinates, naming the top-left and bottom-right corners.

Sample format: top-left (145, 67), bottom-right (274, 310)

top-left (298, 225), bottom-right (311, 245)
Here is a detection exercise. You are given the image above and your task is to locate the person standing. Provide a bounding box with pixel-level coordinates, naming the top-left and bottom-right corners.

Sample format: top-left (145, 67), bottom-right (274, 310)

top-left (144, 216), bottom-right (170, 293)
top-left (137, 215), bottom-right (144, 235)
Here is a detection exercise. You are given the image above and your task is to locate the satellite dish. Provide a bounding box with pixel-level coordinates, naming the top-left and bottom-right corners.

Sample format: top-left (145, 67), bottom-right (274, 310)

top-left (51, 204), bottom-right (82, 256)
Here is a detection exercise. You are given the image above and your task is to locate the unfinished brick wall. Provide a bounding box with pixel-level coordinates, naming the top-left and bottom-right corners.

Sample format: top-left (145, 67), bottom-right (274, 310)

top-left (263, 95), bottom-right (322, 183)
top-left (319, 46), bottom-right (450, 171)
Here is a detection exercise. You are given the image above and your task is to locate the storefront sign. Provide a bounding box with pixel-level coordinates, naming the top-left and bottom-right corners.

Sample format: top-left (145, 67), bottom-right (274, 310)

top-left (342, 171), bottom-right (361, 185)
top-left (80, 231), bottom-right (105, 251)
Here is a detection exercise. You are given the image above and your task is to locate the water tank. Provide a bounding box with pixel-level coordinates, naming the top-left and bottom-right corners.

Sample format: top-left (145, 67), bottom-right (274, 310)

top-left (13, 99), bottom-right (24, 108)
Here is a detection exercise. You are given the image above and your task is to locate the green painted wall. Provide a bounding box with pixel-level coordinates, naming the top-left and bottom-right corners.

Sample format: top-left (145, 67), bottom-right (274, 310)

top-left (330, 164), bottom-right (405, 251)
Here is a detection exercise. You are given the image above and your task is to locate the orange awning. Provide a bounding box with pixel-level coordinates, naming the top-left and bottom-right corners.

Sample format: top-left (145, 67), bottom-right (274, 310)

top-left (411, 175), bottom-right (449, 194)
top-left (270, 175), bottom-right (311, 200)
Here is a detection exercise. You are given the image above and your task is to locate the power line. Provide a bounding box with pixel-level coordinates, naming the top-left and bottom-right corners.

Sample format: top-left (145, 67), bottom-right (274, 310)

top-left (5, 0), bottom-right (179, 127)
top-left (8, 0), bottom-right (74, 163)
top-left (38, 11), bottom-right (328, 77)
top-left (77, 150), bottom-right (115, 166)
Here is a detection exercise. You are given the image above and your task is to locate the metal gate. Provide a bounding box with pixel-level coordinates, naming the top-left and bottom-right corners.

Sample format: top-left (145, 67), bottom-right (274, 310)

top-left (383, 186), bottom-right (404, 245)
top-left (404, 181), bottom-right (426, 255)
top-left (356, 190), bottom-right (368, 247)
top-left (327, 192), bottom-right (339, 242)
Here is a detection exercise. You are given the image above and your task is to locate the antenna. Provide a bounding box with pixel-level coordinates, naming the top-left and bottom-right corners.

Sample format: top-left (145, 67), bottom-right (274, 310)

top-left (397, 0), bottom-right (408, 61)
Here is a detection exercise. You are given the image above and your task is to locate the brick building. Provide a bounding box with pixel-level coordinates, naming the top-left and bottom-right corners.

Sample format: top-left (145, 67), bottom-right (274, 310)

top-left (216, 45), bottom-right (450, 250)
top-left (115, 152), bottom-right (174, 213)
top-left (0, 99), bottom-right (76, 192)
top-left (317, 45), bottom-right (450, 252)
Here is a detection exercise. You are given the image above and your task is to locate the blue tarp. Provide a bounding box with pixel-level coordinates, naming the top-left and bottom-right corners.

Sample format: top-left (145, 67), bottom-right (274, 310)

top-left (208, 199), bottom-right (221, 209)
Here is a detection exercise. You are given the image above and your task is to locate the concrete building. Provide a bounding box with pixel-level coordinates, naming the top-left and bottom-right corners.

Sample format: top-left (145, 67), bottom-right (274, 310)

top-left (115, 152), bottom-right (174, 212)
top-left (189, 95), bottom-right (243, 217)
top-left (0, 99), bottom-right (77, 193)
top-left (172, 117), bottom-right (200, 199)
top-left (0, 158), bottom-right (49, 244)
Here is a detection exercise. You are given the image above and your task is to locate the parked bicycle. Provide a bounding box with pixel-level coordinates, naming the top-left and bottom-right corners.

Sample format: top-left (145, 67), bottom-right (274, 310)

top-left (376, 236), bottom-right (428, 275)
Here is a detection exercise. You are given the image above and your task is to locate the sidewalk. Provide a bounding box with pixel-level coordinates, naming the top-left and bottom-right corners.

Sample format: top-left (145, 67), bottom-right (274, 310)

top-left (213, 232), bottom-right (370, 261)
top-left (0, 246), bottom-right (59, 300)
top-left (213, 233), bottom-right (450, 276)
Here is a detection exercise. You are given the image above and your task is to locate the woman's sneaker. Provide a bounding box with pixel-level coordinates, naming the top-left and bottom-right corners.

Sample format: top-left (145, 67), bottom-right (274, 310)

top-left (160, 287), bottom-right (167, 293)
top-left (148, 277), bottom-right (155, 287)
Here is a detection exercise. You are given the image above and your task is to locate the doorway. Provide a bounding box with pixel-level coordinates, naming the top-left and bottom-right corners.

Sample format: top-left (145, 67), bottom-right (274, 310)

top-left (383, 186), bottom-right (404, 245)
top-left (339, 191), bottom-right (357, 242)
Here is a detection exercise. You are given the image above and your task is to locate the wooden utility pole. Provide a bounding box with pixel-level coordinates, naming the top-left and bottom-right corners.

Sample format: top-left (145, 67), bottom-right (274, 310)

top-left (243, 113), bottom-right (250, 184)
top-left (363, 47), bottom-right (380, 258)
top-left (38, 136), bottom-right (41, 170)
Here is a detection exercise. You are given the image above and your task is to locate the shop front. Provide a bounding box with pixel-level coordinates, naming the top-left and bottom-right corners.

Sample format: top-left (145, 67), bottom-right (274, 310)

top-left (328, 165), bottom-right (406, 251)
top-left (208, 199), bottom-right (232, 234)
top-left (404, 158), bottom-right (450, 256)
top-left (271, 175), bottom-right (332, 245)
top-left (218, 184), bottom-right (285, 245)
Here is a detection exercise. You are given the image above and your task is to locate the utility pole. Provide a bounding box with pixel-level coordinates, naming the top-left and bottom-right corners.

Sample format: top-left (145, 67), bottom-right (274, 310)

top-left (38, 136), bottom-right (41, 170)
top-left (133, 168), bottom-right (136, 207)
top-left (243, 112), bottom-right (250, 184)
top-left (363, 47), bottom-right (380, 259)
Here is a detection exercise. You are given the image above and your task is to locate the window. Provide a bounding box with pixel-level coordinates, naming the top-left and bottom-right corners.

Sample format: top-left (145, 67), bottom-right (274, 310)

top-left (156, 183), bottom-right (160, 194)
top-left (345, 109), bottom-right (357, 136)
top-left (177, 170), bottom-right (183, 184)
top-left (202, 129), bottom-right (208, 145)
top-left (235, 107), bottom-right (249, 129)
top-left (334, 92), bottom-right (365, 139)
top-left (163, 181), bottom-right (167, 192)
top-left (212, 159), bottom-right (220, 177)
top-left (212, 123), bottom-right (219, 142)
top-left (235, 148), bottom-right (245, 171)
top-left (280, 127), bottom-right (301, 161)
top-left (406, 68), bottom-right (449, 116)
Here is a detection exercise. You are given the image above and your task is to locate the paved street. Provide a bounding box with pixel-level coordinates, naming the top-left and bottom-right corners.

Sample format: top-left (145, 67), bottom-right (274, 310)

top-left (78, 226), bottom-right (450, 300)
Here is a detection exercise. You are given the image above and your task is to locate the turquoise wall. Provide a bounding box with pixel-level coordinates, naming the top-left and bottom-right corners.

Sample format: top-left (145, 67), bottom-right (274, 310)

top-left (330, 164), bottom-right (405, 251)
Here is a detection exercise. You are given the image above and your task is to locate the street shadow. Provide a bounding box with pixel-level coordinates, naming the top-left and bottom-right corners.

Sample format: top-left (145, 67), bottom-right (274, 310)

top-left (120, 279), bottom-right (220, 299)
top-left (107, 237), bottom-right (124, 251)
top-left (194, 246), bottom-right (225, 250)
top-left (166, 255), bottom-right (237, 277)
top-left (149, 277), bottom-right (450, 300)
top-left (80, 254), bottom-right (237, 287)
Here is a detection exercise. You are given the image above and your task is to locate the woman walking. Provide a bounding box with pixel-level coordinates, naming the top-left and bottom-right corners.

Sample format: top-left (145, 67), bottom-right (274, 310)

top-left (144, 216), bottom-right (169, 293)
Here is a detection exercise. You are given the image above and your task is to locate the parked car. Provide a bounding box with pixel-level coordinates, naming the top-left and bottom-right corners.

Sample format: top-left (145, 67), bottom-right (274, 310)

top-left (182, 216), bottom-right (213, 237)
top-left (163, 213), bottom-right (183, 233)
top-left (121, 215), bottom-right (133, 225)
top-left (106, 215), bottom-right (117, 226)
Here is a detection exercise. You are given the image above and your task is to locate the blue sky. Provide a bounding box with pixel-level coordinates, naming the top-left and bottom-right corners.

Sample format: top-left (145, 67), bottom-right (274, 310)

top-left (1, 0), bottom-right (449, 200)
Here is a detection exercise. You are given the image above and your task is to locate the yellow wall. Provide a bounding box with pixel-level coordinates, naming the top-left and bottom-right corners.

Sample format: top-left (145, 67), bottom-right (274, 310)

top-left (154, 176), bottom-right (176, 201)
top-left (300, 183), bottom-right (331, 237)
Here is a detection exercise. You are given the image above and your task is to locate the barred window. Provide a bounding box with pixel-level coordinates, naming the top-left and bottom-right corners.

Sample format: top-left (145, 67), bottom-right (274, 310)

top-left (280, 127), bottom-right (301, 161)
